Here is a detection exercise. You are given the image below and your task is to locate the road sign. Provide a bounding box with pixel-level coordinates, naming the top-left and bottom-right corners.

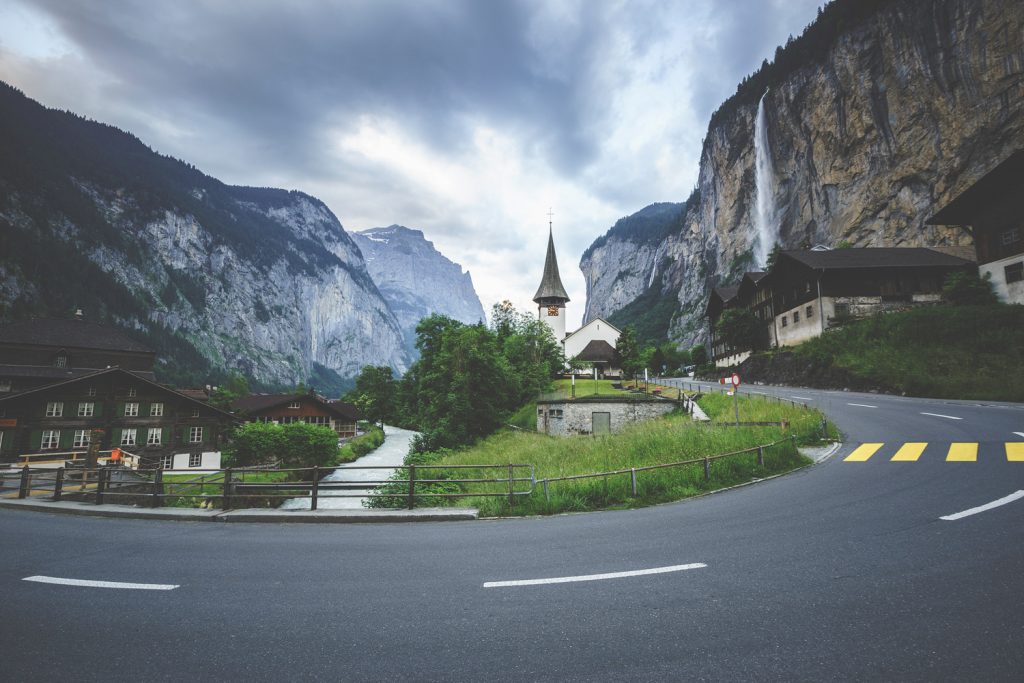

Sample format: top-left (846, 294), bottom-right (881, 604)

top-left (731, 373), bottom-right (740, 387)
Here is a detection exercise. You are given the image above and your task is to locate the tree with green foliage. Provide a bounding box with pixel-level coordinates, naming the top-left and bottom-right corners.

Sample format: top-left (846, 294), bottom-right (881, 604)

top-left (765, 243), bottom-right (783, 272)
top-left (208, 371), bottom-right (250, 410)
top-left (222, 421), bottom-right (283, 468)
top-left (223, 421), bottom-right (339, 472)
top-left (691, 344), bottom-right (708, 366)
top-left (715, 308), bottom-right (762, 353)
top-left (650, 347), bottom-right (666, 376)
top-left (347, 365), bottom-right (397, 427)
top-left (942, 271), bottom-right (998, 306)
top-left (616, 326), bottom-right (642, 378)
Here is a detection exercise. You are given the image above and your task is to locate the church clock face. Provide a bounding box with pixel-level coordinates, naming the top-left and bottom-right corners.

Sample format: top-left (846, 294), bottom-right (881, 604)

top-left (547, 306), bottom-right (559, 317)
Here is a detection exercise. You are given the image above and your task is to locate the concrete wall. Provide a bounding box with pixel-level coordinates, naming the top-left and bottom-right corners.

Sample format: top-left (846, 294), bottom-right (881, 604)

top-left (537, 399), bottom-right (677, 436)
top-left (166, 451), bottom-right (221, 470)
top-left (715, 350), bottom-right (752, 368)
top-left (775, 294), bottom-right (944, 347)
top-left (980, 255), bottom-right (1024, 305)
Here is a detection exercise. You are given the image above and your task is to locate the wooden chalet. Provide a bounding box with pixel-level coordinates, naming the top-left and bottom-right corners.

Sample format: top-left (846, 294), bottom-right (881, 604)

top-left (230, 392), bottom-right (361, 439)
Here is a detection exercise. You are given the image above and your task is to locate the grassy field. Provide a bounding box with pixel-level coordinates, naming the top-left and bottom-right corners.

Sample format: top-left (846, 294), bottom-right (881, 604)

top-left (371, 387), bottom-right (830, 516)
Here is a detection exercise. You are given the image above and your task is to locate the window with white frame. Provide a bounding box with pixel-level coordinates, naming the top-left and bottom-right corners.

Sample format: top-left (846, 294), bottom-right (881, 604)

top-left (1006, 261), bottom-right (1023, 284)
top-left (54, 353), bottom-right (67, 368)
top-left (147, 428), bottom-right (162, 446)
top-left (73, 430), bottom-right (91, 448)
top-left (189, 426), bottom-right (203, 443)
top-left (280, 416), bottom-right (299, 424)
top-left (191, 407), bottom-right (200, 418)
top-left (305, 416), bottom-right (328, 425)
top-left (45, 401), bottom-right (64, 417)
top-left (124, 402), bottom-right (139, 417)
top-left (127, 387), bottom-right (137, 397)
top-left (288, 401), bottom-right (301, 409)
top-left (188, 453), bottom-right (201, 468)
top-left (78, 402), bottom-right (95, 417)
top-left (41, 430), bottom-right (60, 449)
top-left (0, 379), bottom-right (10, 392)
top-left (160, 454), bottom-right (174, 469)
top-left (1002, 228), bottom-right (1021, 246)
top-left (120, 428), bottom-right (137, 446)
top-left (150, 402), bottom-right (164, 417)
top-left (0, 431), bottom-right (4, 451)
top-left (87, 386), bottom-right (97, 397)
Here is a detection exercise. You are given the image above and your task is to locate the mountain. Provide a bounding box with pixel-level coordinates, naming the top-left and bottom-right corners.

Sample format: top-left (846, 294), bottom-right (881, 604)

top-left (0, 81), bottom-right (408, 392)
top-left (351, 226), bottom-right (486, 356)
top-left (581, 0), bottom-right (1024, 347)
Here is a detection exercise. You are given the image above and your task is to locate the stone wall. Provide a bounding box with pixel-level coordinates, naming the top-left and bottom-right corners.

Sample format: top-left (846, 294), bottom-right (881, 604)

top-left (537, 399), bottom-right (678, 436)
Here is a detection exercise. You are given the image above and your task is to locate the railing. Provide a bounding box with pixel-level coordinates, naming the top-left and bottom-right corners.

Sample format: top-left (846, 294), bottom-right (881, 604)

top-left (536, 435), bottom-right (797, 500)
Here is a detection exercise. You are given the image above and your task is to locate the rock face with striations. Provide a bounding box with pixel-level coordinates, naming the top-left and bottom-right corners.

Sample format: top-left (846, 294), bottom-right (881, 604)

top-left (352, 226), bottom-right (486, 356)
top-left (0, 81), bottom-right (408, 389)
top-left (582, 0), bottom-right (1024, 346)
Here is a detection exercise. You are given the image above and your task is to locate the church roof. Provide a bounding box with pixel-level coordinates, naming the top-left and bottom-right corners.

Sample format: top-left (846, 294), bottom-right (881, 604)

top-left (573, 340), bottom-right (618, 364)
top-left (533, 229), bottom-right (570, 304)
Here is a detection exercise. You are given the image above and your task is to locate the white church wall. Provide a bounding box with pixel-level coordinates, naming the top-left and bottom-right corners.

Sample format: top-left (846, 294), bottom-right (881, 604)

top-left (564, 319), bottom-right (621, 359)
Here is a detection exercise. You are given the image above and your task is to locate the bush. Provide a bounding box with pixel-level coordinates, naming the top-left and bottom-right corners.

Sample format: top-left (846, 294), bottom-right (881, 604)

top-left (222, 421), bottom-right (339, 471)
top-left (942, 271), bottom-right (998, 305)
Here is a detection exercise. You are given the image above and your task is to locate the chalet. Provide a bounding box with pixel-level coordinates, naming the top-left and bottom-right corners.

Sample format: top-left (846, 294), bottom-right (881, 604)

top-left (0, 313), bottom-right (157, 395)
top-left (927, 150), bottom-right (1024, 305)
top-left (705, 285), bottom-right (741, 366)
top-left (230, 392), bottom-right (360, 439)
top-left (0, 367), bottom-right (236, 468)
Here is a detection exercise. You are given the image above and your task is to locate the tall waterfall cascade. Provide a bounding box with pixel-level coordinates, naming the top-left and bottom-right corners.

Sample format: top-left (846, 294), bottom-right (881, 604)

top-left (754, 89), bottom-right (777, 268)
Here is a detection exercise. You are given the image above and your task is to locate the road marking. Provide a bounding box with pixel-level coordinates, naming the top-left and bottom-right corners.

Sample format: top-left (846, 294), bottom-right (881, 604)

top-left (844, 443), bottom-right (884, 462)
top-left (1007, 443), bottom-right (1024, 462)
top-left (940, 490), bottom-right (1024, 521)
top-left (847, 403), bottom-right (877, 408)
top-left (792, 396), bottom-right (813, 401)
top-left (483, 563), bottom-right (706, 588)
top-left (946, 443), bottom-right (977, 462)
top-left (751, 390), bottom-right (767, 395)
top-left (891, 442), bottom-right (927, 462)
top-left (921, 412), bottom-right (963, 420)
top-left (1013, 432), bottom-right (1024, 439)
top-left (23, 576), bottom-right (179, 590)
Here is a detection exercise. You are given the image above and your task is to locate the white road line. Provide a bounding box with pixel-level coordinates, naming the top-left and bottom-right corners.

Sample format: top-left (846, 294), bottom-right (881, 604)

top-left (23, 576), bottom-right (179, 590)
top-left (751, 391), bottom-right (767, 395)
top-left (940, 491), bottom-right (1024, 521)
top-left (483, 563), bottom-right (706, 588)
top-left (847, 403), bottom-right (877, 408)
top-left (920, 412), bottom-right (963, 420)
top-left (792, 396), bottom-right (813, 401)
top-left (1014, 432), bottom-right (1024, 439)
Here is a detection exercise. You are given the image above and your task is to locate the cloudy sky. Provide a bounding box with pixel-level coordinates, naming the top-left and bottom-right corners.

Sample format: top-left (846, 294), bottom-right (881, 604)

top-left (0, 0), bottom-right (822, 326)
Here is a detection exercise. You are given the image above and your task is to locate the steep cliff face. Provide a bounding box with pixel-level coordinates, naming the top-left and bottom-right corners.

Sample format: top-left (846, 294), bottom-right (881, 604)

top-left (583, 0), bottom-right (1024, 346)
top-left (352, 226), bottom-right (486, 356)
top-left (0, 82), bottom-right (408, 389)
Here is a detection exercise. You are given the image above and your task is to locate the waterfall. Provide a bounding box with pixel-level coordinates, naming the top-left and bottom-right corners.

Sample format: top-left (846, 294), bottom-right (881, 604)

top-left (754, 88), bottom-right (776, 268)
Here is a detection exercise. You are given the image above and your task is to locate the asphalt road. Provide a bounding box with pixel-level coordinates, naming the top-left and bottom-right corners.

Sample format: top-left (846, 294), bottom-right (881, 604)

top-left (2, 382), bottom-right (1023, 681)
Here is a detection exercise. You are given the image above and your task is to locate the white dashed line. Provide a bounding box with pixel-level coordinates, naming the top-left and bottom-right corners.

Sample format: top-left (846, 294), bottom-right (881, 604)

top-left (940, 491), bottom-right (1024, 521)
top-left (1013, 432), bottom-right (1024, 439)
top-left (483, 563), bottom-right (706, 588)
top-left (792, 396), bottom-right (813, 401)
top-left (847, 403), bottom-right (877, 409)
top-left (920, 412), bottom-right (963, 420)
top-left (23, 576), bottom-right (179, 590)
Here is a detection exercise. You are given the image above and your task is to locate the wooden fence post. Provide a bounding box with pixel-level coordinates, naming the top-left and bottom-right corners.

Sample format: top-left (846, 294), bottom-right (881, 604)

top-left (53, 468), bottom-right (64, 501)
top-left (18, 466), bottom-right (30, 499)
top-left (407, 464), bottom-right (416, 510)
top-left (222, 469), bottom-right (233, 510)
top-left (151, 469), bottom-right (163, 508)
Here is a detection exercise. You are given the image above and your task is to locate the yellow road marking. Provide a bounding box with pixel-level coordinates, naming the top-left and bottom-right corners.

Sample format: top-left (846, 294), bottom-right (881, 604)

top-left (946, 443), bottom-right (977, 462)
top-left (844, 443), bottom-right (884, 462)
top-left (1007, 443), bottom-right (1024, 462)
top-left (891, 442), bottom-right (927, 462)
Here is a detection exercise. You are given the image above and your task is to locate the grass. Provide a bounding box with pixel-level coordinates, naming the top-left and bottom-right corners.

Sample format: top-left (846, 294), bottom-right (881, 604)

top-left (542, 378), bottom-right (627, 400)
top-left (160, 470), bottom-right (303, 508)
top-left (368, 387), bottom-right (830, 516)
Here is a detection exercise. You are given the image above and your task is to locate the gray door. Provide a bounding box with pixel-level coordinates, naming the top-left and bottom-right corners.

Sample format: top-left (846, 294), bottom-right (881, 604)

top-left (592, 412), bottom-right (611, 436)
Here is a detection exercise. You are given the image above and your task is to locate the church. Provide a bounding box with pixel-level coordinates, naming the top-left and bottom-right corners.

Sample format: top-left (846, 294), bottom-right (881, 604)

top-left (532, 222), bottom-right (623, 378)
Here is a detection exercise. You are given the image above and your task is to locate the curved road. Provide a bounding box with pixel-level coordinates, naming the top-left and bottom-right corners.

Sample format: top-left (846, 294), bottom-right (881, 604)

top-left (2, 383), bottom-right (1023, 681)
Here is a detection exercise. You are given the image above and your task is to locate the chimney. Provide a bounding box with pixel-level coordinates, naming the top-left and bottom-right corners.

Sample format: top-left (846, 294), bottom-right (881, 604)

top-left (74, 309), bottom-right (84, 320)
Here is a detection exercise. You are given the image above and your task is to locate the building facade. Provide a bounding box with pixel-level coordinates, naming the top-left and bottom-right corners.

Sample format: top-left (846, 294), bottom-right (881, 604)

top-left (230, 393), bottom-right (360, 438)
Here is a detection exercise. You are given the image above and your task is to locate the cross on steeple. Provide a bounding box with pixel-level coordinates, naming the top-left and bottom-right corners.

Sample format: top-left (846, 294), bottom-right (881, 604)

top-left (547, 208), bottom-right (554, 231)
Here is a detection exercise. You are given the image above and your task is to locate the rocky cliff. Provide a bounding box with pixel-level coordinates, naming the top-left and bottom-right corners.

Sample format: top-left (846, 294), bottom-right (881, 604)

top-left (352, 226), bottom-right (486, 356)
top-left (0, 82), bottom-right (408, 390)
top-left (582, 0), bottom-right (1024, 347)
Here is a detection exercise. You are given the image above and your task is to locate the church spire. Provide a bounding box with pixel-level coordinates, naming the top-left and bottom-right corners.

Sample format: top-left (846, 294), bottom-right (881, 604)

top-left (533, 211), bottom-right (570, 304)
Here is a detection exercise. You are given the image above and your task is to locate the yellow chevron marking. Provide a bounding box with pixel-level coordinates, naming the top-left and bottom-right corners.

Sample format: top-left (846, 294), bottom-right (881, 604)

top-left (891, 442), bottom-right (927, 462)
top-left (844, 443), bottom-right (884, 462)
top-left (946, 443), bottom-right (977, 462)
top-left (1007, 443), bottom-right (1024, 462)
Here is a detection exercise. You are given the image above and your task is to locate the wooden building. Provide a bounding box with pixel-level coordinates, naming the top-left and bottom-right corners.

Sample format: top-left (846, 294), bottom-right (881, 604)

top-left (230, 392), bottom-right (361, 439)
top-left (0, 367), bottom-right (236, 468)
top-left (927, 150), bottom-right (1024, 305)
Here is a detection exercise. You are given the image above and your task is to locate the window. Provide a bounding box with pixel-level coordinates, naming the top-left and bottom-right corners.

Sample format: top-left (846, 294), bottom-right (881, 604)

top-left (121, 428), bottom-right (137, 446)
top-left (147, 428), bottom-right (162, 446)
top-left (54, 353), bottom-right (67, 368)
top-left (87, 386), bottom-right (97, 397)
top-left (189, 427), bottom-right (203, 443)
top-left (127, 387), bottom-right (137, 398)
top-left (78, 402), bottom-right (95, 417)
top-left (806, 305), bottom-right (814, 318)
top-left (124, 402), bottom-right (139, 417)
top-left (45, 402), bottom-right (63, 417)
top-left (188, 453), bottom-right (202, 468)
top-left (280, 416), bottom-right (299, 424)
top-left (304, 416), bottom-right (329, 425)
top-left (781, 315), bottom-right (788, 328)
top-left (150, 402), bottom-right (164, 417)
top-left (0, 379), bottom-right (10, 393)
top-left (160, 454), bottom-right (174, 469)
top-left (73, 430), bottom-right (91, 448)
top-left (191, 408), bottom-right (200, 418)
top-left (1002, 228), bottom-right (1021, 246)
top-left (41, 430), bottom-right (59, 449)
top-left (1006, 261), bottom-right (1023, 284)
top-left (793, 311), bottom-right (800, 323)
top-left (0, 431), bottom-right (4, 451)
top-left (288, 401), bottom-right (301, 409)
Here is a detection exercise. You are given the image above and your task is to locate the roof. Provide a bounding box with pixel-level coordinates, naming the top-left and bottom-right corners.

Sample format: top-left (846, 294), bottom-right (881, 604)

top-left (777, 248), bottom-right (974, 271)
top-left (230, 393), bottom-right (360, 421)
top-left (0, 318), bottom-right (154, 354)
top-left (0, 364), bottom-right (156, 383)
top-left (573, 340), bottom-right (618, 364)
top-left (712, 286), bottom-right (738, 302)
top-left (927, 151), bottom-right (1024, 225)
top-left (742, 271), bottom-right (769, 284)
top-left (177, 388), bottom-right (211, 402)
top-left (532, 229), bottom-right (570, 303)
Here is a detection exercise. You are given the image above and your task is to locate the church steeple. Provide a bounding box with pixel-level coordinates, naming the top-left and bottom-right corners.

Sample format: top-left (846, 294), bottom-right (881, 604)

top-left (533, 210), bottom-right (569, 341)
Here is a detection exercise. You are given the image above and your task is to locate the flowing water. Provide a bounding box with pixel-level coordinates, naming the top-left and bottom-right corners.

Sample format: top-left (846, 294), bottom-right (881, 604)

top-left (754, 88), bottom-right (777, 267)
